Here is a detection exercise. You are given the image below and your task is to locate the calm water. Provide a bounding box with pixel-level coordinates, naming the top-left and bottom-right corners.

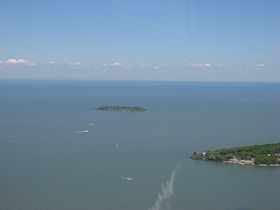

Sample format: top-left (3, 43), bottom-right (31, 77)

top-left (0, 81), bottom-right (279, 210)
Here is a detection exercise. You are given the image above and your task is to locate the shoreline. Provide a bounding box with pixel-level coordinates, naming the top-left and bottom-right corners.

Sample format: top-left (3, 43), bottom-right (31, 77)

top-left (192, 156), bottom-right (280, 167)
top-left (222, 159), bottom-right (280, 167)
top-left (96, 105), bottom-right (146, 113)
top-left (191, 142), bottom-right (280, 167)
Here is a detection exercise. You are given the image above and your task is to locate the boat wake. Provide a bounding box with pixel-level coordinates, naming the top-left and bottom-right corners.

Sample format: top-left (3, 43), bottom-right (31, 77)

top-left (75, 157), bottom-right (133, 182)
top-left (0, 132), bottom-right (56, 139)
top-left (86, 123), bottom-right (95, 126)
top-left (73, 130), bottom-right (89, 134)
top-left (149, 165), bottom-right (180, 210)
top-left (121, 176), bottom-right (133, 181)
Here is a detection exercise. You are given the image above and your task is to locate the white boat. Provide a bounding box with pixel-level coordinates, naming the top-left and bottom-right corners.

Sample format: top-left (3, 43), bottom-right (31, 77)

top-left (121, 176), bottom-right (133, 181)
top-left (125, 177), bottom-right (133, 181)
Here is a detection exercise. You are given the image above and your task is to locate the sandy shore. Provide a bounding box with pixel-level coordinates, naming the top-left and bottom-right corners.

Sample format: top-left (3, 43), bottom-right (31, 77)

top-left (223, 158), bottom-right (280, 167)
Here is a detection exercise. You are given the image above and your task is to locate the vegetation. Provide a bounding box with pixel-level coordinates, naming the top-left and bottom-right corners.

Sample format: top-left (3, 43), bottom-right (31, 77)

top-left (96, 105), bottom-right (146, 112)
top-left (192, 143), bottom-right (280, 166)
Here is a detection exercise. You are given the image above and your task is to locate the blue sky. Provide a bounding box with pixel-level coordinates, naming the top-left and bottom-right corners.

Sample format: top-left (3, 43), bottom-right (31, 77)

top-left (0, 0), bottom-right (279, 81)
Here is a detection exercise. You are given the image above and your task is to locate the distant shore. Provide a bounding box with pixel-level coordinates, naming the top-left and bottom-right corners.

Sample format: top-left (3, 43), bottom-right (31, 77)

top-left (96, 105), bottom-right (146, 112)
top-left (192, 143), bottom-right (280, 167)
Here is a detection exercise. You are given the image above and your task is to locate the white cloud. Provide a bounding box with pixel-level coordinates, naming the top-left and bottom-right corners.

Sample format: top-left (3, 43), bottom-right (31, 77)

top-left (188, 63), bottom-right (212, 68)
top-left (5, 58), bottom-right (31, 65)
top-left (122, 64), bottom-right (135, 69)
top-left (47, 61), bottom-right (55, 64)
top-left (69, 61), bottom-right (82, 66)
top-left (109, 62), bottom-right (122, 67)
top-left (153, 66), bottom-right (161, 70)
top-left (100, 62), bottom-right (122, 68)
top-left (256, 64), bottom-right (265, 68)
top-left (0, 60), bottom-right (2, 64)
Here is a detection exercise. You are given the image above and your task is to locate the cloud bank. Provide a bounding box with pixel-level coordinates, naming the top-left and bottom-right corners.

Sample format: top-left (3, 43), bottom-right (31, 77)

top-left (5, 58), bottom-right (31, 65)
top-left (149, 166), bottom-right (180, 210)
top-left (109, 62), bottom-right (122, 67)
top-left (69, 61), bottom-right (82, 66)
top-left (256, 64), bottom-right (265, 68)
top-left (188, 63), bottom-right (212, 68)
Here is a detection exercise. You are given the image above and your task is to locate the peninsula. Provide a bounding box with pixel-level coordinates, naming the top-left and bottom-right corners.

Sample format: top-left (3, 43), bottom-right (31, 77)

top-left (96, 105), bottom-right (146, 112)
top-left (192, 143), bottom-right (280, 167)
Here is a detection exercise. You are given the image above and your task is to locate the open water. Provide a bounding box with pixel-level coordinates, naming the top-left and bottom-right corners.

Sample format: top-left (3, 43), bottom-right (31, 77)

top-left (0, 81), bottom-right (279, 210)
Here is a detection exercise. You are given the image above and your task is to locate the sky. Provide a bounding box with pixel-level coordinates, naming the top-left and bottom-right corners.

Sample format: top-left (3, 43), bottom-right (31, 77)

top-left (0, 0), bottom-right (280, 81)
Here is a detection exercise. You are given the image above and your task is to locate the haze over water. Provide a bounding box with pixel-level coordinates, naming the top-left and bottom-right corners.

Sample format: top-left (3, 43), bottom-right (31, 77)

top-left (0, 81), bottom-right (279, 210)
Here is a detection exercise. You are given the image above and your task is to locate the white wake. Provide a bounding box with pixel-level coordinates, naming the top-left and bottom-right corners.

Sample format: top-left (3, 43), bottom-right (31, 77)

top-left (149, 166), bottom-right (180, 210)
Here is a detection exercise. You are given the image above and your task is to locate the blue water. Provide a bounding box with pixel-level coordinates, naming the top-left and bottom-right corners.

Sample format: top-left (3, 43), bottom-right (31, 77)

top-left (0, 81), bottom-right (279, 210)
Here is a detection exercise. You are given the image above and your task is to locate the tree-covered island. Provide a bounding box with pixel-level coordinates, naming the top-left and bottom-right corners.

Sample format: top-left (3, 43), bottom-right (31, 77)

top-left (192, 143), bottom-right (280, 166)
top-left (96, 105), bottom-right (146, 112)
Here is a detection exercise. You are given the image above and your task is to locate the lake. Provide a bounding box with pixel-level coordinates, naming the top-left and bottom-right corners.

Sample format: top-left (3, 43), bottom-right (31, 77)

top-left (0, 81), bottom-right (279, 210)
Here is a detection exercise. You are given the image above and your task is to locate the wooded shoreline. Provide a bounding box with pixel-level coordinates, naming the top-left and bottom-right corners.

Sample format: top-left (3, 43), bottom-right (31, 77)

top-left (96, 105), bottom-right (146, 112)
top-left (192, 143), bottom-right (280, 167)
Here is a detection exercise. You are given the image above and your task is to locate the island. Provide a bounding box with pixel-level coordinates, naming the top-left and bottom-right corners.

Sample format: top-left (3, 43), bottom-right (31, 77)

top-left (96, 105), bottom-right (146, 112)
top-left (191, 143), bottom-right (280, 167)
